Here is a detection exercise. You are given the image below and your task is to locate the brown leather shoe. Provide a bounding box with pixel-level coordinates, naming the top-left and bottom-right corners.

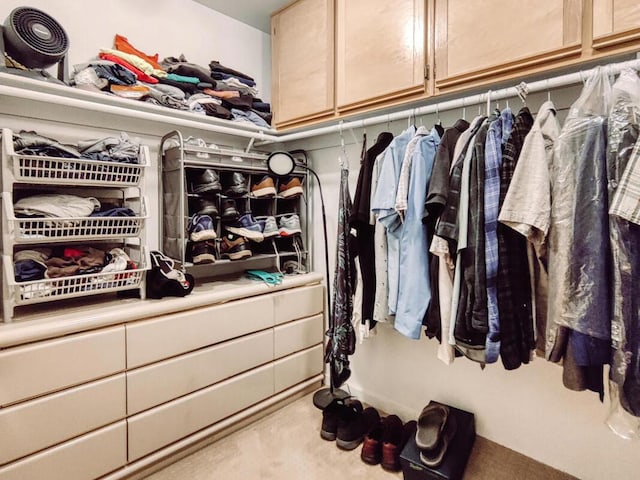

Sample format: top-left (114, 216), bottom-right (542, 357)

top-left (251, 175), bottom-right (276, 197)
top-left (380, 415), bottom-right (405, 472)
top-left (220, 233), bottom-right (252, 260)
top-left (360, 418), bottom-right (383, 465)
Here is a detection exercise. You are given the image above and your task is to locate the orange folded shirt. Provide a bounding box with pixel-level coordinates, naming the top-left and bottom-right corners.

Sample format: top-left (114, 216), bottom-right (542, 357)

top-left (202, 88), bottom-right (240, 99)
top-left (114, 34), bottom-right (164, 70)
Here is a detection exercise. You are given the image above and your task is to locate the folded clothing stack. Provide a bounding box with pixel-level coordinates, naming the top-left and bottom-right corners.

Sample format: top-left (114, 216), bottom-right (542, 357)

top-left (70, 34), bottom-right (271, 127)
top-left (13, 130), bottom-right (141, 164)
top-left (14, 246), bottom-right (137, 282)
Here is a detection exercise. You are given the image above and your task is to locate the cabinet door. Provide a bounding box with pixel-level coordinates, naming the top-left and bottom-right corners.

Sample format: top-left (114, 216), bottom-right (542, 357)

top-left (434, 0), bottom-right (582, 90)
top-left (271, 0), bottom-right (334, 127)
top-left (336, 0), bottom-right (426, 111)
top-left (593, 0), bottom-right (640, 50)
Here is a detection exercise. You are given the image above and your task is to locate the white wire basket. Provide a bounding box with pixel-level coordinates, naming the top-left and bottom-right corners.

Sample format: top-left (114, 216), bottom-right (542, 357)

top-left (3, 247), bottom-right (149, 321)
top-left (2, 128), bottom-right (149, 187)
top-left (3, 192), bottom-right (149, 243)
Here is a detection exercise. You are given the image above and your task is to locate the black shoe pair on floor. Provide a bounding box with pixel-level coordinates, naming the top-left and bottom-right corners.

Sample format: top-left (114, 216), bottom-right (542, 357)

top-left (320, 398), bottom-right (379, 451)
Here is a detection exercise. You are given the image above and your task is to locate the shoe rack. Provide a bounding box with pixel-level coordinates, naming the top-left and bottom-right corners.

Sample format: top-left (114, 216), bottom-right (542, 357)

top-left (159, 130), bottom-right (310, 279)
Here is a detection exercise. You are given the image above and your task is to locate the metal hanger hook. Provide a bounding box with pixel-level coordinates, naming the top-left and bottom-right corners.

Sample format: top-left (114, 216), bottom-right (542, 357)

top-left (486, 90), bottom-right (492, 116)
top-left (546, 79), bottom-right (551, 102)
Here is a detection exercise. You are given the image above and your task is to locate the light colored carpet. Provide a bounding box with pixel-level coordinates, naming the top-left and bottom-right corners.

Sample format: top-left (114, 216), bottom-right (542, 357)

top-left (144, 393), bottom-right (576, 480)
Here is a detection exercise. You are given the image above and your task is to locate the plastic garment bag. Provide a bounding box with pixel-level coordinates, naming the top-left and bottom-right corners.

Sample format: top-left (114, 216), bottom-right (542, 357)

top-left (547, 66), bottom-right (612, 341)
top-left (606, 69), bottom-right (640, 435)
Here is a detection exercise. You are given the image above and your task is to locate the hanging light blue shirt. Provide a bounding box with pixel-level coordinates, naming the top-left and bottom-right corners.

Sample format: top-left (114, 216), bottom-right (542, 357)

top-left (371, 126), bottom-right (416, 316)
top-left (395, 128), bottom-right (440, 339)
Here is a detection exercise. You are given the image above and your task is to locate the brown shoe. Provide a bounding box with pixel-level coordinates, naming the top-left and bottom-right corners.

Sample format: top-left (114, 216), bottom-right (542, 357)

top-left (251, 175), bottom-right (276, 197)
top-left (380, 415), bottom-right (405, 472)
top-left (220, 233), bottom-right (252, 260)
top-left (360, 418), bottom-right (383, 465)
top-left (278, 177), bottom-right (303, 198)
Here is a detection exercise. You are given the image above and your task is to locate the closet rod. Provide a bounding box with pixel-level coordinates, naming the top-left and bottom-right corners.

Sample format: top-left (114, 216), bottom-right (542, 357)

top-left (267, 57), bottom-right (640, 145)
top-left (0, 84), bottom-right (280, 143)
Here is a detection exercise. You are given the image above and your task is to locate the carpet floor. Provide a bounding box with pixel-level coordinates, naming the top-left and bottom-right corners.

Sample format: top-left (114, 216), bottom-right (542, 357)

top-left (144, 393), bottom-right (576, 480)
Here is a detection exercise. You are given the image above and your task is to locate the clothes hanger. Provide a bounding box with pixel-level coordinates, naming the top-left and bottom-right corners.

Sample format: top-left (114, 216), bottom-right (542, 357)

top-left (462, 97), bottom-right (466, 120)
top-left (493, 97), bottom-right (501, 116)
top-left (486, 90), bottom-right (492, 116)
top-left (338, 121), bottom-right (347, 169)
top-left (433, 103), bottom-right (445, 136)
top-left (435, 103), bottom-right (443, 126)
top-left (338, 121), bottom-right (352, 171)
top-left (546, 78), bottom-right (552, 102)
top-left (515, 81), bottom-right (529, 106)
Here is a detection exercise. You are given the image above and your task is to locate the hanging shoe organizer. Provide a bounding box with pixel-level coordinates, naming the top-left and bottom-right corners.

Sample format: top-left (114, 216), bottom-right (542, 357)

top-left (159, 130), bottom-right (310, 279)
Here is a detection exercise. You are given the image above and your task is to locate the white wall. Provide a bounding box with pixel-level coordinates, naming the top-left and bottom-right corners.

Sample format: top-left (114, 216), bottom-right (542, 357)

top-left (0, 0), bottom-right (271, 101)
top-left (285, 84), bottom-right (640, 480)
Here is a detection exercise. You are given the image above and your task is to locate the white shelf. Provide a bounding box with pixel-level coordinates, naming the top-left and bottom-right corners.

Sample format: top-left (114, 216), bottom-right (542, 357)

top-left (3, 247), bottom-right (149, 320)
top-left (2, 128), bottom-right (149, 188)
top-left (0, 73), bottom-right (278, 142)
top-left (2, 192), bottom-right (148, 244)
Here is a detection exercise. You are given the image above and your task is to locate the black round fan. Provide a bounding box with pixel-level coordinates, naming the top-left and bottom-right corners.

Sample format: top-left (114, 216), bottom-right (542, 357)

top-left (2, 6), bottom-right (68, 69)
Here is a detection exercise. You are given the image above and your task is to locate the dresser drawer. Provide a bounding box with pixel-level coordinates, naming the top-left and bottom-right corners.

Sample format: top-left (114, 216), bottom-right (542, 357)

top-left (274, 314), bottom-right (323, 359)
top-left (274, 345), bottom-right (324, 393)
top-left (127, 330), bottom-right (274, 414)
top-left (0, 326), bottom-right (125, 406)
top-left (0, 421), bottom-right (126, 480)
top-left (0, 374), bottom-right (125, 465)
top-left (128, 363), bottom-right (274, 461)
top-left (273, 284), bottom-right (323, 325)
top-left (126, 295), bottom-right (274, 368)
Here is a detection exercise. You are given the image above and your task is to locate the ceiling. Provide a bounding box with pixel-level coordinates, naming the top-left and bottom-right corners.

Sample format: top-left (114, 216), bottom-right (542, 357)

top-left (194, 0), bottom-right (291, 33)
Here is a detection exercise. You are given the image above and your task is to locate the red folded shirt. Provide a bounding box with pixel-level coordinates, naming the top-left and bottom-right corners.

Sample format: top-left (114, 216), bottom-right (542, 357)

top-left (98, 52), bottom-right (158, 84)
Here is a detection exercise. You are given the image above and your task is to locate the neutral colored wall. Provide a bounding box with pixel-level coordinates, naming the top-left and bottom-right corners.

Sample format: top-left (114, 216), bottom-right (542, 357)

top-left (0, 0), bottom-right (271, 101)
top-left (285, 84), bottom-right (640, 480)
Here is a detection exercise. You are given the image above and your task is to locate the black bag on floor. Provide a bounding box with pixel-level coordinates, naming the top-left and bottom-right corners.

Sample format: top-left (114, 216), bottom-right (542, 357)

top-left (146, 250), bottom-right (195, 299)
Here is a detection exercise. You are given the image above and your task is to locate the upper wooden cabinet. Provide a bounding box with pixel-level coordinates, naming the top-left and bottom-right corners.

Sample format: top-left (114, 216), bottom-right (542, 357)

top-left (271, 0), bottom-right (334, 127)
top-left (336, 0), bottom-right (426, 111)
top-left (592, 0), bottom-right (640, 50)
top-left (434, 0), bottom-right (582, 91)
top-left (336, 0), bottom-right (426, 110)
top-left (270, 0), bottom-right (640, 129)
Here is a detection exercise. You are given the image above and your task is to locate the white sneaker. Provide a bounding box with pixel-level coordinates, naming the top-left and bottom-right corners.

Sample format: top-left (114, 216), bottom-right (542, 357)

top-left (262, 216), bottom-right (279, 238)
top-left (278, 214), bottom-right (302, 236)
